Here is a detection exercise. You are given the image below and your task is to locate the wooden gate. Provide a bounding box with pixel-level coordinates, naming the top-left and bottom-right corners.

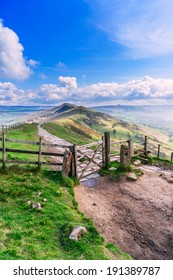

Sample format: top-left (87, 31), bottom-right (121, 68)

top-left (76, 140), bottom-right (104, 180)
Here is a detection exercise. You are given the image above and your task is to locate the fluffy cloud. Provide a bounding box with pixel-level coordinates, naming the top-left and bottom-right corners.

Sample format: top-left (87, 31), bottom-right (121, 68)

top-left (0, 82), bottom-right (24, 103)
top-left (58, 76), bottom-right (77, 89)
top-left (27, 59), bottom-right (40, 67)
top-left (81, 76), bottom-right (173, 100)
top-left (86, 0), bottom-right (173, 57)
top-left (1, 76), bottom-right (173, 105)
top-left (0, 20), bottom-right (31, 80)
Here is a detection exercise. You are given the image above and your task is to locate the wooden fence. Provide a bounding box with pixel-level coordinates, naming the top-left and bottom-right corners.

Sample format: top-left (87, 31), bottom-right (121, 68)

top-left (1, 131), bottom-right (173, 179)
top-left (1, 123), bottom-right (25, 133)
top-left (0, 131), bottom-right (72, 175)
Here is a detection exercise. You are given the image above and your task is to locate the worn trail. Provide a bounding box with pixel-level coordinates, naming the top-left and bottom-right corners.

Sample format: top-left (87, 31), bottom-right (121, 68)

top-left (75, 167), bottom-right (173, 260)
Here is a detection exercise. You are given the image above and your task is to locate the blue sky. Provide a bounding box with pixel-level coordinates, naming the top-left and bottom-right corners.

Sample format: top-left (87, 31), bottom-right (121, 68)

top-left (1, 0), bottom-right (173, 105)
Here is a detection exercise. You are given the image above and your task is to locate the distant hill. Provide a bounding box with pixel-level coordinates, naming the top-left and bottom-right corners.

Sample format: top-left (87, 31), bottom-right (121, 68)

top-left (91, 105), bottom-right (173, 136)
top-left (28, 103), bottom-right (77, 123)
top-left (41, 105), bottom-right (173, 158)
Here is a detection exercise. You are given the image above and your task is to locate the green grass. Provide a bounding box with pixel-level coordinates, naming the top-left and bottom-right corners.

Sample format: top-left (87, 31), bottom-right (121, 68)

top-left (140, 155), bottom-right (173, 167)
top-left (106, 243), bottom-right (133, 260)
top-left (0, 165), bottom-right (131, 260)
top-left (100, 161), bottom-right (143, 182)
top-left (42, 122), bottom-right (97, 145)
top-left (0, 124), bottom-right (43, 163)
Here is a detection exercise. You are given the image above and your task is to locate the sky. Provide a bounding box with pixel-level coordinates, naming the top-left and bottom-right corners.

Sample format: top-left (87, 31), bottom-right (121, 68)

top-left (1, 0), bottom-right (173, 106)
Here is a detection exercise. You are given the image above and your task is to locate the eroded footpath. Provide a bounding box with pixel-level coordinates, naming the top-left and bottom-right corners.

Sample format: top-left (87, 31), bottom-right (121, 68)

top-left (75, 167), bottom-right (173, 260)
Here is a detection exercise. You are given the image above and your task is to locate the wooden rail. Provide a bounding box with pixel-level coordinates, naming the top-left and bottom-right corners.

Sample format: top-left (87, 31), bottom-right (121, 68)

top-left (0, 132), bottom-right (66, 170)
top-left (0, 160), bottom-right (62, 166)
top-left (1, 123), bottom-right (25, 133)
top-left (0, 148), bottom-right (64, 157)
top-left (110, 140), bottom-right (129, 145)
top-left (77, 140), bottom-right (103, 149)
top-left (0, 137), bottom-right (71, 148)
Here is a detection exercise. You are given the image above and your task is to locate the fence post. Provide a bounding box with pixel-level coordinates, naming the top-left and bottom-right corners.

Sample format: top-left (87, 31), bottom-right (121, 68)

top-left (62, 149), bottom-right (72, 177)
top-left (2, 131), bottom-right (6, 169)
top-left (102, 135), bottom-right (105, 167)
top-left (144, 136), bottom-right (148, 156)
top-left (38, 137), bottom-right (43, 170)
top-left (157, 144), bottom-right (161, 158)
top-left (104, 132), bottom-right (110, 168)
top-left (171, 152), bottom-right (173, 162)
top-left (70, 144), bottom-right (78, 179)
top-left (128, 139), bottom-right (133, 160)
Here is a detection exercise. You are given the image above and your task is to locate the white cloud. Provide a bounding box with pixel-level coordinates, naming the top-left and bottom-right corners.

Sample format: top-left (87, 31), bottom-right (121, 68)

top-left (0, 81), bottom-right (24, 104)
top-left (86, 0), bottom-right (173, 57)
top-left (0, 20), bottom-right (31, 80)
top-left (58, 76), bottom-right (77, 89)
top-left (80, 76), bottom-right (173, 100)
top-left (1, 76), bottom-right (173, 105)
top-left (27, 59), bottom-right (40, 67)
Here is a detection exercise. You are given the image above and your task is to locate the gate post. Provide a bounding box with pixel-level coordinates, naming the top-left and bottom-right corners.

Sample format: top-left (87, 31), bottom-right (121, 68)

top-left (128, 139), bottom-right (133, 160)
top-left (144, 136), bottom-right (148, 156)
top-left (102, 135), bottom-right (105, 167)
top-left (120, 144), bottom-right (131, 168)
top-left (157, 144), bottom-right (161, 158)
top-left (104, 132), bottom-right (110, 168)
top-left (62, 149), bottom-right (72, 177)
top-left (70, 144), bottom-right (78, 179)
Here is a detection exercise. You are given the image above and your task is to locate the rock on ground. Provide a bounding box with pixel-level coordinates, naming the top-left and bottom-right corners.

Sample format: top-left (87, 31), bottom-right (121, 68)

top-left (69, 226), bottom-right (87, 241)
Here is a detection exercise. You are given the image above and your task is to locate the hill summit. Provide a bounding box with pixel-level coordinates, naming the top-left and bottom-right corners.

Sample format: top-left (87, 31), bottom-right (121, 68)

top-left (41, 104), bottom-right (142, 145)
top-left (40, 103), bottom-right (76, 119)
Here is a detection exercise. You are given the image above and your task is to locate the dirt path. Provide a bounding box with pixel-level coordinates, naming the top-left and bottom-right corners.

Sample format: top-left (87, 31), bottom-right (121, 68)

top-left (37, 126), bottom-right (72, 169)
top-left (38, 126), bottom-right (72, 148)
top-left (75, 166), bottom-right (173, 260)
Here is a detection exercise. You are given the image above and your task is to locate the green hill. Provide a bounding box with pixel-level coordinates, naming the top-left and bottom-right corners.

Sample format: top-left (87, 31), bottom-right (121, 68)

top-left (42, 106), bottom-right (173, 159)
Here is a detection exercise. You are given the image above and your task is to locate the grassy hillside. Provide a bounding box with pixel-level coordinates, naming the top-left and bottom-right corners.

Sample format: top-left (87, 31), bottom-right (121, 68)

top-left (92, 105), bottom-right (173, 137)
top-left (42, 106), bottom-right (173, 159)
top-left (0, 124), bottom-right (131, 260)
top-left (0, 166), bottom-right (132, 260)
